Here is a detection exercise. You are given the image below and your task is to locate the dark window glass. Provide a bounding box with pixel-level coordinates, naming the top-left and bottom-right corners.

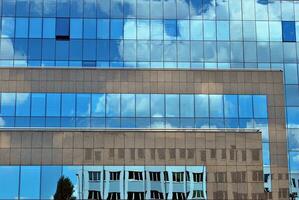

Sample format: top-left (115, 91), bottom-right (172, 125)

top-left (282, 21), bottom-right (296, 42)
top-left (56, 18), bottom-right (70, 40)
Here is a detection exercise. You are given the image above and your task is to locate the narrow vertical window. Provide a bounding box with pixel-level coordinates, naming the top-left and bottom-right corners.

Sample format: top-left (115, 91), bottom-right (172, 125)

top-left (56, 18), bottom-right (70, 40)
top-left (282, 21), bottom-right (296, 42)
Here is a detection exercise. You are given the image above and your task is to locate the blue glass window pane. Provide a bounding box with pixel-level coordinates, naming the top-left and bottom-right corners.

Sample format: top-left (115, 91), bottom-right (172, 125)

top-left (164, 41), bottom-right (176, 62)
top-left (180, 95), bottom-right (194, 117)
top-left (2, 18), bottom-right (15, 38)
top-left (56, 18), bottom-right (70, 38)
top-left (106, 118), bottom-right (120, 128)
top-left (177, 20), bottom-right (190, 40)
top-left (137, 41), bottom-right (150, 61)
top-left (14, 39), bottom-right (27, 60)
top-left (121, 118), bottom-right (136, 128)
top-left (56, 41), bottom-right (69, 60)
top-left (84, 0), bottom-right (96, 17)
top-left (62, 166), bottom-right (82, 199)
top-left (217, 21), bottom-right (229, 41)
top-left (269, 21), bottom-right (282, 41)
top-left (111, 19), bottom-right (124, 39)
top-left (97, 19), bottom-right (109, 39)
top-left (285, 64), bottom-right (298, 84)
top-left (43, 0), bottom-right (56, 17)
top-left (287, 107), bottom-right (299, 128)
top-left (124, 19), bottom-right (136, 40)
top-left (97, 0), bottom-right (110, 18)
top-left (70, 19), bottom-right (82, 39)
top-left (83, 19), bottom-right (96, 39)
top-left (20, 166), bottom-right (40, 199)
top-left (195, 95), bottom-right (209, 117)
top-left (204, 21), bottom-right (216, 40)
top-left (289, 152), bottom-right (299, 171)
top-left (190, 0), bottom-right (203, 19)
top-left (239, 95), bottom-right (253, 118)
top-left (151, 20), bottom-right (163, 40)
top-left (29, 0), bottom-right (43, 17)
top-left (253, 95), bottom-right (268, 118)
top-left (31, 93), bottom-right (46, 117)
top-left (164, 20), bottom-right (177, 40)
top-left (225, 119), bottom-right (239, 128)
top-left (28, 39), bottom-right (42, 60)
top-left (16, 0), bottom-right (30, 17)
top-left (224, 95), bottom-right (238, 118)
top-left (29, 18), bottom-right (42, 38)
top-left (16, 93), bottom-right (31, 116)
top-left (151, 118), bottom-right (165, 128)
top-left (166, 95), bottom-right (179, 117)
top-left (121, 94), bottom-right (135, 117)
top-left (177, 41), bottom-right (190, 62)
top-left (136, 117), bottom-right (150, 128)
top-left (137, 20), bottom-right (150, 40)
top-left (210, 118), bottom-right (225, 128)
top-left (288, 129), bottom-right (299, 150)
top-left (151, 94), bottom-right (165, 117)
top-left (209, 95), bottom-right (223, 118)
top-left (256, 21), bottom-right (269, 41)
top-left (46, 94), bottom-right (61, 117)
top-left (61, 117), bottom-right (76, 127)
top-left (43, 18), bottom-right (56, 38)
top-left (61, 94), bottom-right (75, 117)
top-left (69, 40), bottom-right (82, 60)
top-left (40, 166), bottom-right (62, 199)
top-left (136, 94), bottom-right (150, 117)
top-left (83, 40), bottom-right (96, 60)
top-left (90, 117), bottom-right (105, 128)
top-left (111, 0), bottom-right (123, 18)
top-left (106, 94), bottom-right (120, 117)
top-left (91, 94), bottom-right (105, 117)
top-left (16, 117), bottom-right (30, 127)
top-left (0, 166), bottom-right (19, 199)
top-left (76, 94), bottom-right (91, 117)
top-left (195, 118), bottom-right (209, 128)
top-left (57, 0), bottom-right (70, 17)
top-left (109, 40), bottom-right (122, 61)
top-left (151, 41), bottom-right (163, 61)
top-left (15, 18), bottom-right (28, 38)
top-left (190, 20), bottom-right (202, 40)
top-left (2, 0), bottom-right (15, 16)
top-left (0, 93), bottom-right (16, 116)
top-left (282, 21), bottom-right (296, 42)
top-left (97, 40), bottom-right (109, 61)
top-left (42, 39), bottom-right (55, 60)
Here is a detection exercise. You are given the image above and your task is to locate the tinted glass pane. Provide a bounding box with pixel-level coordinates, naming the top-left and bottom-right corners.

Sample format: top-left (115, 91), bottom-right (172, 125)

top-left (166, 95), bottom-right (179, 117)
top-left (224, 95), bottom-right (238, 118)
top-left (151, 94), bottom-right (165, 117)
top-left (97, 19), bottom-right (109, 39)
top-left (29, 18), bottom-right (42, 38)
top-left (180, 95), bottom-right (194, 117)
top-left (239, 95), bottom-right (253, 118)
top-left (70, 19), bottom-right (82, 39)
top-left (76, 94), bottom-right (91, 117)
top-left (46, 94), bottom-right (61, 117)
top-left (20, 166), bottom-right (40, 199)
top-left (91, 94), bottom-right (105, 117)
top-left (16, 93), bottom-right (31, 116)
top-left (282, 21), bottom-right (296, 42)
top-left (0, 166), bottom-right (19, 199)
top-left (15, 18), bottom-right (29, 38)
top-left (1, 93), bottom-right (16, 116)
top-left (195, 95), bottom-right (209, 117)
top-left (136, 94), bottom-right (150, 117)
top-left (61, 94), bottom-right (76, 117)
top-left (121, 94), bottom-right (135, 117)
top-left (253, 95), bottom-right (268, 118)
top-left (31, 93), bottom-right (46, 116)
top-left (83, 19), bottom-right (96, 39)
top-left (62, 166), bottom-right (82, 199)
top-left (209, 95), bottom-right (223, 118)
top-left (56, 18), bottom-right (70, 37)
top-left (40, 166), bottom-right (62, 199)
top-left (106, 94), bottom-right (120, 117)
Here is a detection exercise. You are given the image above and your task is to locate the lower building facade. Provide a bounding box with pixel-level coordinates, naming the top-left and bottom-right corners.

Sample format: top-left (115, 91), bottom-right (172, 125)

top-left (0, 68), bottom-right (289, 199)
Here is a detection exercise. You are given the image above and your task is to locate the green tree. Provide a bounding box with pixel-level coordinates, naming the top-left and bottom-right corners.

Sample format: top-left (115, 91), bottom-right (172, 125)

top-left (54, 176), bottom-right (75, 200)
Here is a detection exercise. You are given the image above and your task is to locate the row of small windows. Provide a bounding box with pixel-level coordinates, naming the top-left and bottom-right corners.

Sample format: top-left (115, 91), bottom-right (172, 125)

top-left (1, 0), bottom-right (299, 21)
top-left (2, 40), bottom-right (299, 65)
top-left (0, 93), bottom-right (268, 118)
top-left (0, 165), bottom-right (206, 200)
top-left (1, 17), bottom-right (298, 42)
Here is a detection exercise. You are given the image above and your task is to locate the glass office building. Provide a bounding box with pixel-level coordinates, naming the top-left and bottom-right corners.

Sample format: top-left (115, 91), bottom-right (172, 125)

top-left (0, 0), bottom-right (297, 199)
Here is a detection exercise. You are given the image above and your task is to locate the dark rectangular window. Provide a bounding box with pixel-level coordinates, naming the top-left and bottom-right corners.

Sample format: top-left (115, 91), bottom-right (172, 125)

top-left (56, 18), bottom-right (70, 40)
top-left (282, 21), bottom-right (296, 42)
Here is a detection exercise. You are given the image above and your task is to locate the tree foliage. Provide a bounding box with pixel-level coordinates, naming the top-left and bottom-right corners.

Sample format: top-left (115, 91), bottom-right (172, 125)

top-left (54, 176), bottom-right (74, 200)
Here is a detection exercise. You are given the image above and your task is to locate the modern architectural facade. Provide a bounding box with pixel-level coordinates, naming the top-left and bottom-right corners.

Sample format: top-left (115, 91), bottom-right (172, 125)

top-left (0, 0), bottom-right (297, 199)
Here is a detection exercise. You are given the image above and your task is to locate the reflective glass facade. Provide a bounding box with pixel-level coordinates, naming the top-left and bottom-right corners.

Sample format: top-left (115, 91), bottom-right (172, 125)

top-left (0, 0), bottom-right (297, 197)
top-left (0, 165), bottom-right (207, 200)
